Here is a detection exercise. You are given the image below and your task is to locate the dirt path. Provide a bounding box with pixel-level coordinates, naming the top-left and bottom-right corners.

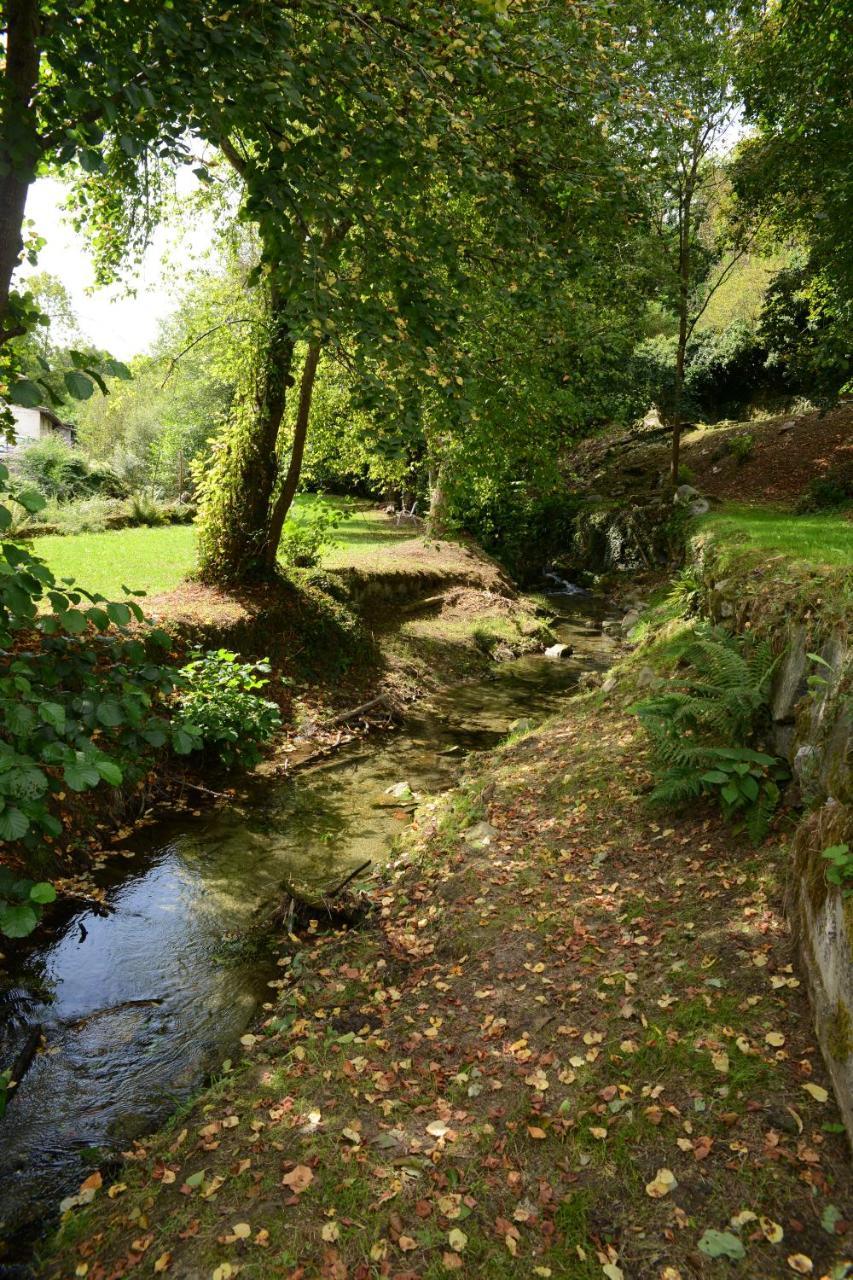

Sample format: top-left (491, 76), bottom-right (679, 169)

top-left (44, 702), bottom-right (851, 1279)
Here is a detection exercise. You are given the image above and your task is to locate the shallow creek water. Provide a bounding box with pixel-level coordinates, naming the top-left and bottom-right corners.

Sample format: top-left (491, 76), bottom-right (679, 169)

top-left (0, 600), bottom-right (615, 1252)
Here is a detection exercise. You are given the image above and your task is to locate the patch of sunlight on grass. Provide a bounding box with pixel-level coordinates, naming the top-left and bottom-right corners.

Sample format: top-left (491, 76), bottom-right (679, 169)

top-left (700, 503), bottom-right (852, 568)
top-left (32, 496), bottom-right (414, 600)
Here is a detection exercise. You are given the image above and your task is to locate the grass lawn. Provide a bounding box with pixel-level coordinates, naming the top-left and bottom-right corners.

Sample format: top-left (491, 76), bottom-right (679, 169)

top-left (700, 502), bottom-right (853, 568)
top-left (33, 498), bottom-right (411, 601)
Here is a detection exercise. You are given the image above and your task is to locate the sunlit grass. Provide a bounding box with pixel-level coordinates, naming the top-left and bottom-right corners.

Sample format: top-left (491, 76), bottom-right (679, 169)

top-left (700, 502), bottom-right (852, 568)
top-left (32, 496), bottom-right (410, 600)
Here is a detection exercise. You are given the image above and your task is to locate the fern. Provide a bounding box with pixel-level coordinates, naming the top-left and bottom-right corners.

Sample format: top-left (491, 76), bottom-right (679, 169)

top-left (633, 626), bottom-right (787, 843)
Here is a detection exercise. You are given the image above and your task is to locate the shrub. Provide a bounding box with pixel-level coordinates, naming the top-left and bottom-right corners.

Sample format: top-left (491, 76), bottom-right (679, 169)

top-left (279, 502), bottom-right (346, 568)
top-left (632, 625), bottom-right (787, 843)
top-left (0, 868), bottom-right (56, 937)
top-left (727, 433), bottom-right (755, 464)
top-left (16, 437), bottom-right (127, 501)
top-left (796, 462), bottom-right (853, 512)
top-left (173, 650), bottom-right (283, 769)
top-left (0, 462), bottom-right (204, 935)
top-left (127, 488), bottom-right (168, 527)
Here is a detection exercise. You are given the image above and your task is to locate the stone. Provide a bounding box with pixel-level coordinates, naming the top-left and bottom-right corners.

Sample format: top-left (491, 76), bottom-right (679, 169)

top-left (509, 717), bottom-right (534, 734)
top-left (620, 609), bottom-right (641, 633)
top-left (688, 497), bottom-right (710, 516)
top-left (601, 674), bottom-right (617, 694)
top-left (778, 420), bottom-right (796, 434)
top-left (463, 821), bottom-right (499, 848)
top-left (674, 483), bottom-right (702, 506)
top-left (636, 666), bottom-right (661, 690)
top-left (544, 643), bottom-right (573, 660)
top-left (770, 626), bottom-right (808, 723)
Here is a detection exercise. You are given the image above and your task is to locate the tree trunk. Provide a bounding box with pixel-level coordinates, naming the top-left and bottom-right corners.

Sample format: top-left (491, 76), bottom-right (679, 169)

top-left (428, 459), bottom-right (451, 535)
top-left (671, 160), bottom-right (695, 486)
top-left (196, 284), bottom-right (294, 583)
top-left (0, 0), bottom-right (40, 346)
top-left (262, 339), bottom-right (321, 572)
top-left (671, 319), bottom-right (687, 485)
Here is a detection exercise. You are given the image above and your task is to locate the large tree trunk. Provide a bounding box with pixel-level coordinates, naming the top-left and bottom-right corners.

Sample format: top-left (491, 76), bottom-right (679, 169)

top-left (262, 339), bottom-right (321, 572)
top-left (0, 0), bottom-right (40, 346)
top-left (196, 284), bottom-right (294, 583)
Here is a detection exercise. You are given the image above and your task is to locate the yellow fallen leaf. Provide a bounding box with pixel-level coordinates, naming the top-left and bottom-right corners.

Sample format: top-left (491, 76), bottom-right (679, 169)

top-left (321, 1222), bottom-right (340, 1242)
top-left (231, 1223), bottom-right (251, 1240)
top-left (527, 1125), bottom-right (547, 1140)
top-left (802, 1083), bottom-right (828, 1103)
top-left (645, 1168), bottom-right (677, 1199)
top-left (398, 1235), bottom-right (417, 1251)
top-left (153, 1253), bottom-right (171, 1273)
top-left (448, 1228), bottom-right (468, 1253)
top-left (212, 1266), bottom-right (233, 1280)
top-left (427, 1120), bottom-right (449, 1138)
top-left (107, 1183), bottom-right (127, 1199)
top-left (787, 1255), bottom-right (813, 1275)
top-left (760, 1217), bottom-right (783, 1244)
top-left (765, 1032), bottom-right (785, 1047)
top-left (589, 1127), bottom-right (608, 1140)
top-left (711, 1051), bottom-right (729, 1075)
top-left (240, 1034), bottom-right (257, 1047)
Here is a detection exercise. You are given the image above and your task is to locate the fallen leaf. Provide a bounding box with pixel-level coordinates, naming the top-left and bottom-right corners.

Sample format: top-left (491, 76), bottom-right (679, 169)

top-left (698, 1230), bottom-right (745, 1260)
top-left (802, 1083), bottom-right (828, 1103)
top-left (281, 1165), bottom-right (314, 1194)
top-left (153, 1253), bottom-right (171, 1273)
top-left (787, 1255), bottom-right (813, 1275)
top-left (760, 1217), bottom-right (784, 1244)
top-left (765, 1032), bottom-right (785, 1048)
top-left (448, 1229), bottom-right (468, 1253)
top-left (645, 1168), bottom-right (677, 1199)
top-left (321, 1222), bottom-right (340, 1242)
top-left (398, 1236), bottom-right (417, 1252)
top-left (232, 1223), bottom-right (251, 1240)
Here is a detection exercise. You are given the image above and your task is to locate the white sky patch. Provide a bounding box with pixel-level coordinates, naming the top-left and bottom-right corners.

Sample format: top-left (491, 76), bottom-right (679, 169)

top-left (20, 175), bottom-right (215, 360)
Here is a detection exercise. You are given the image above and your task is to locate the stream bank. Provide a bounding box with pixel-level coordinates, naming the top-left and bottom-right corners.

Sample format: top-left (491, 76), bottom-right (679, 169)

top-left (40, 689), bottom-right (852, 1280)
top-left (0, 595), bottom-right (617, 1269)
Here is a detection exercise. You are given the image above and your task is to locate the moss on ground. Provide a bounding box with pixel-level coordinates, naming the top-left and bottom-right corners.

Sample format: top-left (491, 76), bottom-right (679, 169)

top-left (40, 703), bottom-right (852, 1280)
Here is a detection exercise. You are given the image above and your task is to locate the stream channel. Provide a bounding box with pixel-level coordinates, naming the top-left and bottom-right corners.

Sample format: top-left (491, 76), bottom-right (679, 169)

top-left (0, 598), bottom-right (616, 1261)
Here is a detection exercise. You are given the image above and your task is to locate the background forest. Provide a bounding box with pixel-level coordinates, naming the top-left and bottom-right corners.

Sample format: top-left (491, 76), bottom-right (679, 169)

top-left (1, 0), bottom-right (849, 577)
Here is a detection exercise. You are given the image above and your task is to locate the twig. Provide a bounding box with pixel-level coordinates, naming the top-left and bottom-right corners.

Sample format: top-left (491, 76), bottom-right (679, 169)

top-left (328, 859), bottom-right (372, 898)
top-left (5, 1024), bottom-right (42, 1105)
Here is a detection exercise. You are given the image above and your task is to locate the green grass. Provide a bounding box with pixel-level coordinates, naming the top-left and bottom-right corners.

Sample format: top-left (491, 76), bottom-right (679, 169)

top-left (32, 497), bottom-right (411, 601)
top-left (700, 502), bottom-right (852, 567)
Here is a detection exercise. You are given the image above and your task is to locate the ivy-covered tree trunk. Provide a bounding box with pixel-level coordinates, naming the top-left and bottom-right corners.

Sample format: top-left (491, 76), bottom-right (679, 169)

top-left (262, 340), bottom-right (321, 573)
top-left (196, 285), bottom-right (294, 584)
top-left (0, 0), bottom-right (40, 346)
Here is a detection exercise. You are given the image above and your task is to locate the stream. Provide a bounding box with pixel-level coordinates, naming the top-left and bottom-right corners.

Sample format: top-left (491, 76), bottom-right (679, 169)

top-left (0, 599), bottom-right (615, 1259)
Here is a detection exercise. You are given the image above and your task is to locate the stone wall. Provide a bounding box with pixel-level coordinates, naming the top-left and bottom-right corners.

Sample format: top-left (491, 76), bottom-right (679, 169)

top-left (692, 535), bottom-right (853, 1138)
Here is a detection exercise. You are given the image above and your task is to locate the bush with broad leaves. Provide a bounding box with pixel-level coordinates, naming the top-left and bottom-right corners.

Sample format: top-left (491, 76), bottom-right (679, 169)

top-left (0, 462), bottom-right (204, 934)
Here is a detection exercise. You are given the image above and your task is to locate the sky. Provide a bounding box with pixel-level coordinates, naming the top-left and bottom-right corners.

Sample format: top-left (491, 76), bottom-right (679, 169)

top-left (21, 177), bottom-right (212, 360)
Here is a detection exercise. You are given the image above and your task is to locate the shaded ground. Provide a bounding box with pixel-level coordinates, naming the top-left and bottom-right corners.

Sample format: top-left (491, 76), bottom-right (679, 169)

top-left (682, 405), bottom-right (852, 506)
top-left (574, 403), bottom-right (853, 509)
top-left (43, 700), bottom-right (852, 1280)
